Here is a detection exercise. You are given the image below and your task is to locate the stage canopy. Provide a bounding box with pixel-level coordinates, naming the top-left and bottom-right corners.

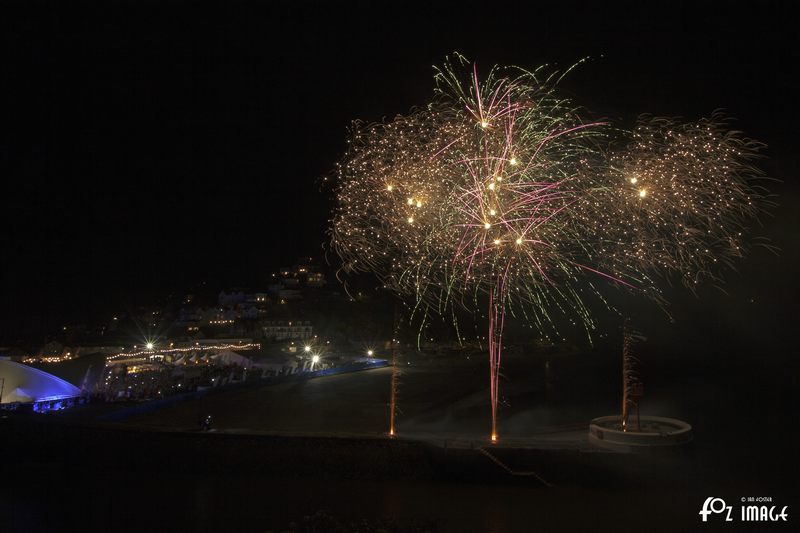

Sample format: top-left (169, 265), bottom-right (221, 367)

top-left (0, 360), bottom-right (81, 404)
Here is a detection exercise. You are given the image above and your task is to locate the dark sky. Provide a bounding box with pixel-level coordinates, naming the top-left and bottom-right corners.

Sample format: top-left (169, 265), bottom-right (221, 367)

top-left (2, 1), bottom-right (798, 341)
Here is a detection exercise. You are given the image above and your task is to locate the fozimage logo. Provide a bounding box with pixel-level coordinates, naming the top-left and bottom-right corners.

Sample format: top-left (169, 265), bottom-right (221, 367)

top-left (699, 497), bottom-right (789, 523)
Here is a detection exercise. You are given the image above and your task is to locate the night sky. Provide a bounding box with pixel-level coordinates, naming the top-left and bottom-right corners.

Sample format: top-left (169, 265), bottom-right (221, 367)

top-left (2, 2), bottom-right (798, 342)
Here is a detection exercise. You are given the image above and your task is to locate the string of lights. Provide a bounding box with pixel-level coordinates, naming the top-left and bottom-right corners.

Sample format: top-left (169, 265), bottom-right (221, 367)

top-left (106, 343), bottom-right (261, 362)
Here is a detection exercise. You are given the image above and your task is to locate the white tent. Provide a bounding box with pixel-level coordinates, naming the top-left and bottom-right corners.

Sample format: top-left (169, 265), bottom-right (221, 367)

top-left (0, 360), bottom-right (81, 404)
top-left (210, 350), bottom-right (252, 368)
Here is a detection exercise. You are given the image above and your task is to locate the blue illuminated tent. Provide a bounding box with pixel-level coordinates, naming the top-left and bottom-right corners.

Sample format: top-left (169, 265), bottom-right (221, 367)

top-left (0, 360), bottom-right (81, 404)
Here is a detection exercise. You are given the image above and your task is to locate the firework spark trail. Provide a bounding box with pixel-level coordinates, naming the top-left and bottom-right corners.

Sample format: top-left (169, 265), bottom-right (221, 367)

top-left (330, 55), bottom-right (768, 441)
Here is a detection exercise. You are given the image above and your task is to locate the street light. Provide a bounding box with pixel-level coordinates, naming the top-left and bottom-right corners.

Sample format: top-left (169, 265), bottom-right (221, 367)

top-left (146, 342), bottom-right (154, 350)
top-left (367, 350), bottom-right (374, 357)
top-left (304, 345), bottom-right (311, 353)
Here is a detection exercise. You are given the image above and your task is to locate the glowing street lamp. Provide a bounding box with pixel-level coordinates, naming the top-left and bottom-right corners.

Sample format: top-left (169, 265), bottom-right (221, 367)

top-left (146, 342), bottom-right (154, 350)
top-left (304, 345), bottom-right (311, 353)
top-left (367, 350), bottom-right (374, 357)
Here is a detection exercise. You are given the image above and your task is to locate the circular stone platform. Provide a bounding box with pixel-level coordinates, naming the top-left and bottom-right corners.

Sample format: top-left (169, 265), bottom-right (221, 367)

top-left (588, 415), bottom-right (692, 452)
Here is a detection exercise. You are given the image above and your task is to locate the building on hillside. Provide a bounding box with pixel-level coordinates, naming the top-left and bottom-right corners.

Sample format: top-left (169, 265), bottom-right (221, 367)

top-left (261, 321), bottom-right (313, 341)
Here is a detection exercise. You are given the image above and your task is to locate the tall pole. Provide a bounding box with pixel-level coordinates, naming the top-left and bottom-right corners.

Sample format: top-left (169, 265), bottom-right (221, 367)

top-left (489, 273), bottom-right (507, 444)
top-left (389, 303), bottom-right (401, 437)
top-left (621, 318), bottom-right (632, 431)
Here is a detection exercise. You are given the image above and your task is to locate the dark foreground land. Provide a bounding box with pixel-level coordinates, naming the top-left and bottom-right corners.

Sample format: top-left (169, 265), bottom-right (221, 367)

top-left (3, 413), bottom-right (793, 533)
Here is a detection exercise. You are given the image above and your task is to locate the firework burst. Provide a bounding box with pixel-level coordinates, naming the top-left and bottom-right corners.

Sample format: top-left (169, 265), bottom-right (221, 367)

top-left (330, 55), bottom-right (768, 440)
top-left (605, 114), bottom-right (767, 287)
